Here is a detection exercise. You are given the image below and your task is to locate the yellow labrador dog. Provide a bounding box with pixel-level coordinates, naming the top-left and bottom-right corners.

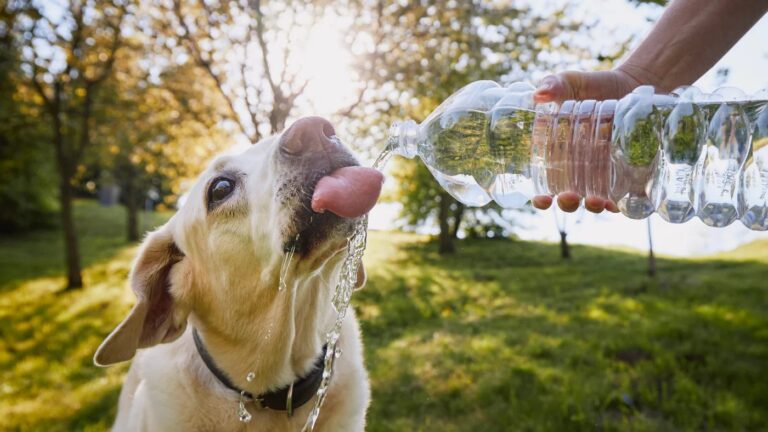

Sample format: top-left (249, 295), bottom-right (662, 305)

top-left (94, 117), bottom-right (383, 431)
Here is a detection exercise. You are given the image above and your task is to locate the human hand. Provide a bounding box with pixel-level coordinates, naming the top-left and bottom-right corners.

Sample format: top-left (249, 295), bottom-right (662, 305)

top-left (530, 69), bottom-right (643, 213)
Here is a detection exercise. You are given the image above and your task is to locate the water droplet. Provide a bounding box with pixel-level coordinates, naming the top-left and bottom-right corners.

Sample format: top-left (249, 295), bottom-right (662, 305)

top-left (238, 407), bottom-right (252, 423)
top-left (246, 372), bottom-right (255, 382)
top-left (237, 391), bottom-right (252, 423)
top-left (279, 234), bottom-right (299, 291)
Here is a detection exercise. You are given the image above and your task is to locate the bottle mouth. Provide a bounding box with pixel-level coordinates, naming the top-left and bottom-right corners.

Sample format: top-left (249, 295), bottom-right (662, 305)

top-left (387, 120), bottom-right (418, 159)
top-left (387, 121), bottom-right (402, 145)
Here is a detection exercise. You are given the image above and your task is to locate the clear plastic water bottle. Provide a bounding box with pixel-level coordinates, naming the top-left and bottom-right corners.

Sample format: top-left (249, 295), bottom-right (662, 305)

top-left (385, 81), bottom-right (768, 231)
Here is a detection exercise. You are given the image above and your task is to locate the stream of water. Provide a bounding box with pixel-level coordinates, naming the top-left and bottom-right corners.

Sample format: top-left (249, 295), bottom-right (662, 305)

top-left (299, 148), bottom-right (392, 431)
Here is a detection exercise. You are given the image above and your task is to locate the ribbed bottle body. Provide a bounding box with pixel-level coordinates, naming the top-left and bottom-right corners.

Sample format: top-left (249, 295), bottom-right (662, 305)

top-left (386, 81), bottom-right (768, 230)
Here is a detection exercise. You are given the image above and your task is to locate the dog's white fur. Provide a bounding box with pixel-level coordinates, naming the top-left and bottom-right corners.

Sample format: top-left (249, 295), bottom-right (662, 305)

top-left (95, 134), bottom-right (370, 431)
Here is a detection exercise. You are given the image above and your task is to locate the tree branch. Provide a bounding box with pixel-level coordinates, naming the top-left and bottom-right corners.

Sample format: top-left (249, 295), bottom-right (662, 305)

top-left (334, 0), bottom-right (384, 117)
top-left (24, 18), bottom-right (54, 114)
top-left (250, 0), bottom-right (281, 100)
top-left (84, 3), bottom-right (126, 86)
top-left (173, 0), bottom-right (256, 142)
top-left (236, 1), bottom-right (263, 139)
top-left (277, 0), bottom-right (301, 86)
top-left (239, 60), bottom-right (262, 141)
top-left (73, 81), bottom-right (94, 163)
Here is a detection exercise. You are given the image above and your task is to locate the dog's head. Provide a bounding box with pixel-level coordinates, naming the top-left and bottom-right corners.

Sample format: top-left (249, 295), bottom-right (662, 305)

top-left (94, 117), bottom-right (382, 366)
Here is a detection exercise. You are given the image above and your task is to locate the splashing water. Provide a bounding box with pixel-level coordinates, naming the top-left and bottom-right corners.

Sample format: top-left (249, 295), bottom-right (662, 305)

top-left (300, 150), bottom-right (390, 431)
top-left (279, 234), bottom-right (300, 291)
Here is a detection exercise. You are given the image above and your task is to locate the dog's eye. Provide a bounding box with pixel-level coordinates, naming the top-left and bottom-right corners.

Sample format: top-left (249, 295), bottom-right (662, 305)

top-left (208, 178), bottom-right (235, 205)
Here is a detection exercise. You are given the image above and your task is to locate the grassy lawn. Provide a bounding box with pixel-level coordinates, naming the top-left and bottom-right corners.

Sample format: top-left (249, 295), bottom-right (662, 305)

top-left (1, 201), bottom-right (767, 431)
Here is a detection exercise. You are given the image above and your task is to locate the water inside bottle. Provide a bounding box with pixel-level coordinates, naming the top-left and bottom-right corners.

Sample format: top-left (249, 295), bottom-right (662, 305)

top-left (652, 100), bottom-right (705, 223)
top-left (697, 101), bottom-right (751, 226)
top-left (389, 82), bottom-right (768, 229)
top-left (488, 106), bottom-right (537, 207)
top-left (741, 102), bottom-right (768, 229)
top-left (530, 100), bottom-right (614, 203)
top-left (421, 106), bottom-right (541, 207)
top-left (422, 108), bottom-right (493, 206)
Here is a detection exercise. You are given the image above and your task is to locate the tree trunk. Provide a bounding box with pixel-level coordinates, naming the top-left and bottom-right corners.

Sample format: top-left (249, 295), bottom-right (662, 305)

top-left (647, 219), bottom-right (656, 277)
top-left (451, 203), bottom-right (465, 239)
top-left (438, 192), bottom-right (455, 254)
top-left (125, 180), bottom-right (140, 242)
top-left (56, 162), bottom-right (83, 289)
top-left (559, 230), bottom-right (570, 260)
top-left (51, 95), bottom-right (83, 290)
top-left (59, 182), bottom-right (83, 289)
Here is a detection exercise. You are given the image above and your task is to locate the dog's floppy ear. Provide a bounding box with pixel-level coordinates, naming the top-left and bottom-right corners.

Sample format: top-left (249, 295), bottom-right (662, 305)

top-left (354, 263), bottom-right (366, 290)
top-left (94, 225), bottom-right (188, 366)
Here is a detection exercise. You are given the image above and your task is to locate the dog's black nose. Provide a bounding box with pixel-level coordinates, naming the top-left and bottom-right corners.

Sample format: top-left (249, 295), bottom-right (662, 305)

top-left (280, 116), bottom-right (337, 155)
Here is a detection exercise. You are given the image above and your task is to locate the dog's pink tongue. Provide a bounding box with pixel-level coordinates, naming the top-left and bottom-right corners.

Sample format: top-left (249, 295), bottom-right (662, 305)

top-left (311, 167), bottom-right (383, 218)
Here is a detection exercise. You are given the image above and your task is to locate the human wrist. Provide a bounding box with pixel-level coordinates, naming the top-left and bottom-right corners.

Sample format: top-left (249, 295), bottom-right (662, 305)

top-left (614, 63), bottom-right (666, 93)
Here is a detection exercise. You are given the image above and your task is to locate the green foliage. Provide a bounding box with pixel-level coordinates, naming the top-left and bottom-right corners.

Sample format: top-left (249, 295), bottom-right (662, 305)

top-left (489, 108), bottom-right (537, 173)
top-left (426, 109), bottom-right (490, 180)
top-left (2, 201), bottom-right (767, 430)
top-left (0, 125), bottom-right (58, 232)
top-left (667, 110), bottom-right (704, 163)
top-left (92, 47), bottom-right (232, 210)
top-left (346, 0), bottom-right (602, 238)
top-left (623, 112), bottom-right (661, 167)
top-left (385, 159), bottom-right (443, 228)
top-left (0, 22), bottom-right (56, 232)
top-left (1, 1), bottom-right (230, 235)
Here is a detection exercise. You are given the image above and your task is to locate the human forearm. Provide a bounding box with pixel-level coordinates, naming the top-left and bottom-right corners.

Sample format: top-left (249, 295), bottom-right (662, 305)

top-left (618, 0), bottom-right (768, 92)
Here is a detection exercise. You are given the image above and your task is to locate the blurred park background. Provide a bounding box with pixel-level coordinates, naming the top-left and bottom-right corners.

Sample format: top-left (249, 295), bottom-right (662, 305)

top-left (1, 0), bottom-right (767, 430)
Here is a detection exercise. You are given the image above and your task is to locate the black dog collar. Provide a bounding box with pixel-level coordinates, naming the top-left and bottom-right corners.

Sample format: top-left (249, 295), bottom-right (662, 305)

top-left (192, 328), bottom-right (326, 415)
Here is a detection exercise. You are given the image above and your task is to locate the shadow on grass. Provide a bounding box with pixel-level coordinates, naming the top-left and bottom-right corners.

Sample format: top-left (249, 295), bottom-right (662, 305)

top-left (0, 200), bottom-right (168, 431)
top-left (1, 213), bottom-right (766, 431)
top-left (357, 234), bottom-right (768, 431)
top-left (0, 200), bottom-right (169, 289)
top-left (0, 264), bottom-right (130, 430)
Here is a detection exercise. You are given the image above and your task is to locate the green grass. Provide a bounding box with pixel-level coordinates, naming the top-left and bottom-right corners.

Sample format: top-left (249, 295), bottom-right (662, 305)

top-left (2, 201), bottom-right (767, 431)
top-left (0, 201), bottom-right (169, 431)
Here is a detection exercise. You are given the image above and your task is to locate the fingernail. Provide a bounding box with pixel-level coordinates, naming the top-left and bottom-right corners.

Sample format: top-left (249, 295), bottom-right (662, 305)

top-left (538, 76), bottom-right (558, 90)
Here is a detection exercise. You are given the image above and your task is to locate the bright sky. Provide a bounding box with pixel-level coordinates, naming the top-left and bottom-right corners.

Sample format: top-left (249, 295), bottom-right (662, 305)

top-left (368, 0), bottom-right (768, 256)
top-left (296, 14), bottom-right (359, 117)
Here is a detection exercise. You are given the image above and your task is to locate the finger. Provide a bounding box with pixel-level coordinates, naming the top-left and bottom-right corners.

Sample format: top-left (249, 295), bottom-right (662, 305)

top-left (605, 201), bottom-right (620, 213)
top-left (557, 192), bottom-right (581, 213)
top-left (563, 70), bottom-right (635, 101)
top-left (533, 75), bottom-right (569, 103)
top-left (584, 196), bottom-right (606, 213)
top-left (532, 195), bottom-right (553, 210)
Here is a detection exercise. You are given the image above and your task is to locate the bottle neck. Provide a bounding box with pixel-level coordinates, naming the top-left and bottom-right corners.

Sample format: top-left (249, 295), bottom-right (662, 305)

top-left (388, 120), bottom-right (419, 159)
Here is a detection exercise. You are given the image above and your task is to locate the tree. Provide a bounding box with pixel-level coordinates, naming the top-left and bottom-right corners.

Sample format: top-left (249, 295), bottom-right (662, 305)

top-left (140, 0), bottom-right (329, 144)
top-left (94, 47), bottom-right (232, 241)
top-left (0, 7), bottom-right (56, 232)
top-left (12, 0), bottom-right (128, 289)
top-left (345, 0), bottom-right (599, 253)
top-left (553, 208), bottom-right (571, 260)
top-left (646, 218), bottom-right (656, 277)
